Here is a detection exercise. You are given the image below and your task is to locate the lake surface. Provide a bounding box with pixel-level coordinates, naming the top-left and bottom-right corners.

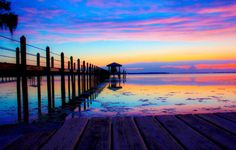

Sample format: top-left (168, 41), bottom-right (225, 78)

top-left (1, 73), bottom-right (236, 125)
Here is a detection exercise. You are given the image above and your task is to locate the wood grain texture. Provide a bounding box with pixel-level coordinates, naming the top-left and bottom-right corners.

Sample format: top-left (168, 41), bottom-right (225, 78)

top-left (5, 131), bottom-right (55, 150)
top-left (76, 117), bottom-right (111, 150)
top-left (113, 117), bottom-right (147, 150)
top-left (198, 114), bottom-right (236, 135)
top-left (156, 115), bottom-right (220, 150)
top-left (135, 116), bottom-right (183, 150)
top-left (42, 118), bottom-right (88, 150)
top-left (216, 112), bottom-right (236, 123)
top-left (178, 114), bottom-right (236, 150)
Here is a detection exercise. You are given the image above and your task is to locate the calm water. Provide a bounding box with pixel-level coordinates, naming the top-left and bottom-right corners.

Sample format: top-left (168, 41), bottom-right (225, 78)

top-left (1, 74), bottom-right (236, 125)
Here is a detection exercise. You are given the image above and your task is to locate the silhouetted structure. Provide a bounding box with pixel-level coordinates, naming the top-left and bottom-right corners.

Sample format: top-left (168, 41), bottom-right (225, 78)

top-left (0, 35), bottom-right (110, 123)
top-left (107, 62), bottom-right (125, 78)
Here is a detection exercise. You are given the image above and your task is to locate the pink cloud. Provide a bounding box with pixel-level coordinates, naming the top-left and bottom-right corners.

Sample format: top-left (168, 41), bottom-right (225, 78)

top-left (126, 68), bottom-right (144, 71)
top-left (198, 4), bottom-right (236, 14)
top-left (160, 65), bottom-right (192, 69)
top-left (195, 64), bottom-right (236, 70)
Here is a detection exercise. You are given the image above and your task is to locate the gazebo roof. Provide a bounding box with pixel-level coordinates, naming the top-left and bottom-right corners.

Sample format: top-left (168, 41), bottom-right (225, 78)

top-left (107, 62), bottom-right (122, 67)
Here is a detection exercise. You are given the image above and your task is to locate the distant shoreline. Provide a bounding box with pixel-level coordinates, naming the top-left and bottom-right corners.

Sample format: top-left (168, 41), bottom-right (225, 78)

top-left (127, 72), bottom-right (236, 75)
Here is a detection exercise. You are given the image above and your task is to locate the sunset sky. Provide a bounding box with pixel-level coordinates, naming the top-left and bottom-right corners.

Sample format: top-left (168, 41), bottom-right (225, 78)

top-left (1, 0), bottom-right (236, 72)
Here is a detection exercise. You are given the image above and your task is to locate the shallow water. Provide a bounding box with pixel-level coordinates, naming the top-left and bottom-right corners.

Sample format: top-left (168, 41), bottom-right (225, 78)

top-left (1, 73), bottom-right (236, 125)
top-left (72, 73), bottom-right (236, 117)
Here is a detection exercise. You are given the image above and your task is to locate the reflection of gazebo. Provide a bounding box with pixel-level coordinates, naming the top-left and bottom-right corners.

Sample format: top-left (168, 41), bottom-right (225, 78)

top-left (108, 78), bottom-right (122, 91)
top-left (107, 62), bottom-right (122, 77)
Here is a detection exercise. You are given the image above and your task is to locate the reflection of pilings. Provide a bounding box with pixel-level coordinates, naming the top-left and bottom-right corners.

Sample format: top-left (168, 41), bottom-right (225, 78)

top-left (61, 53), bottom-right (66, 106)
top-left (37, 53), bottom-right (41, 115)
top-left (46, 46), bottom-right (52, 113)
top-left (21, 36), bottom-right (29, 123)
top-left (16, 47), bottom-right (22, 121)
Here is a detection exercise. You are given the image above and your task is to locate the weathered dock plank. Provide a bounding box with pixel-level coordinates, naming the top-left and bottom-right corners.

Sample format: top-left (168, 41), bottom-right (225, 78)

top-left (4, 131), bottom-right (55, 150)
top-left (156, 115), bottom-right (220, 150)
top-left (42, 118), bottom-right (88, 150)
top-left (135, 116), bottom-right (182, 150)
top-left (216, 112), bottom-right (236, 123)
top-left (76, 117), bottom-right (111, 150)
top-left (112, 117), bottom-right (147, 150)
top-left (178, 114), bottom-right (236, 149)
top-left (198, 114), bottom-right (236, 135)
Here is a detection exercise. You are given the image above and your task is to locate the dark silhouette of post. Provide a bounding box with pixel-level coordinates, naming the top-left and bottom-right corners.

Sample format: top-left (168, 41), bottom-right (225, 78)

top-left (61, 52), bottom-right (66, 106)
top-left (20, 36), bottom-right (29, 123)
top-left (82, 61), bottom-right (86, 93)
top-left (68, 61), bottom-right (71, 100)
top-left (89, 63), bottom-right (92, 90)
top-left (51, 56), bottom-right (55, 108)
top-left (46, 46), bottom-right (52, 113)
top-left (16, 47), bottom-right (22, 121)
top-left (77, 59), bottom-right (81, 96)
top-left (86, 62), bottom-right (89, 91)
top-left (70, 56), bottom-right (75, 99)
top-left (37, 53), bottom-right (41, 115)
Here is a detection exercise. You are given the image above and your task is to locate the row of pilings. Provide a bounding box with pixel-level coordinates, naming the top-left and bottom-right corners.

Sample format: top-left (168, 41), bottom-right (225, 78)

top-left (1, 36), bottom-right (110, 123)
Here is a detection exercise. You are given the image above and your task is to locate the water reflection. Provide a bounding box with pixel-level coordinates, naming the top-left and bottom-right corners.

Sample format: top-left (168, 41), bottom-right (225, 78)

top-left (72, 73), bottom-right (236, 117)
top-left (0, 73), bottom-right (236, 124)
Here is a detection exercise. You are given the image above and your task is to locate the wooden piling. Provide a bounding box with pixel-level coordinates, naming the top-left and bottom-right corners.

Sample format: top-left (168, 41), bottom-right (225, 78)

top-left (46, 46), bottom-right (52, 112)
top-left (37, 53), bottom-right (41, 115)
top-left (61, 52), bottom-right (66, 106)
top-left (77, 59), bottom-right (81, 96)
top-left (20, 36), bottom-right (29, 123)
top-left (86, 63), bottom-right (89, 91)
top-left (70, 56), bottom-right (75, 99)
top-left (16, 47), bottom-right (22, 121)
top-left (82, 61), bottom-right (86, 93)
top-left (51, 56), bottom-right (55, 108)
top-left (68, 61), bottom-right (71, 100)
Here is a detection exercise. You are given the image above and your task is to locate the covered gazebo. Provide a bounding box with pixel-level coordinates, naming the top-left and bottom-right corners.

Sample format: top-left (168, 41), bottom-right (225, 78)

top-left (107, 62), bottom-right (122, 78)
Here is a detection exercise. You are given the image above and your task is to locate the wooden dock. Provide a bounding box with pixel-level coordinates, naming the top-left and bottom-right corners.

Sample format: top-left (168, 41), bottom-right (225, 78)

top-left (3, 112), bottom-right (236, 150)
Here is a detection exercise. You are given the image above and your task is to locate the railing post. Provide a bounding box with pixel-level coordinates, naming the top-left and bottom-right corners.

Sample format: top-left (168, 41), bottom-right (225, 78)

top-left (51, 56), bottom-right (54, 68)
top-left (36, 53), bottom-right (41, 115)
top-left (46, 46), bottom-right (52, 112)
top-left (20, 36), bottom-right (29, 123)
top-left (61, 52), bottom-right (65, 106)
top-left (37, 53), bottom-right (40, 67)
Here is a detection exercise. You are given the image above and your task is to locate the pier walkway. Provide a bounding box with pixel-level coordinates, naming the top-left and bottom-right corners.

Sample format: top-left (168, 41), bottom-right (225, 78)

top-left (3, 112), bottom-right (236, 150)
